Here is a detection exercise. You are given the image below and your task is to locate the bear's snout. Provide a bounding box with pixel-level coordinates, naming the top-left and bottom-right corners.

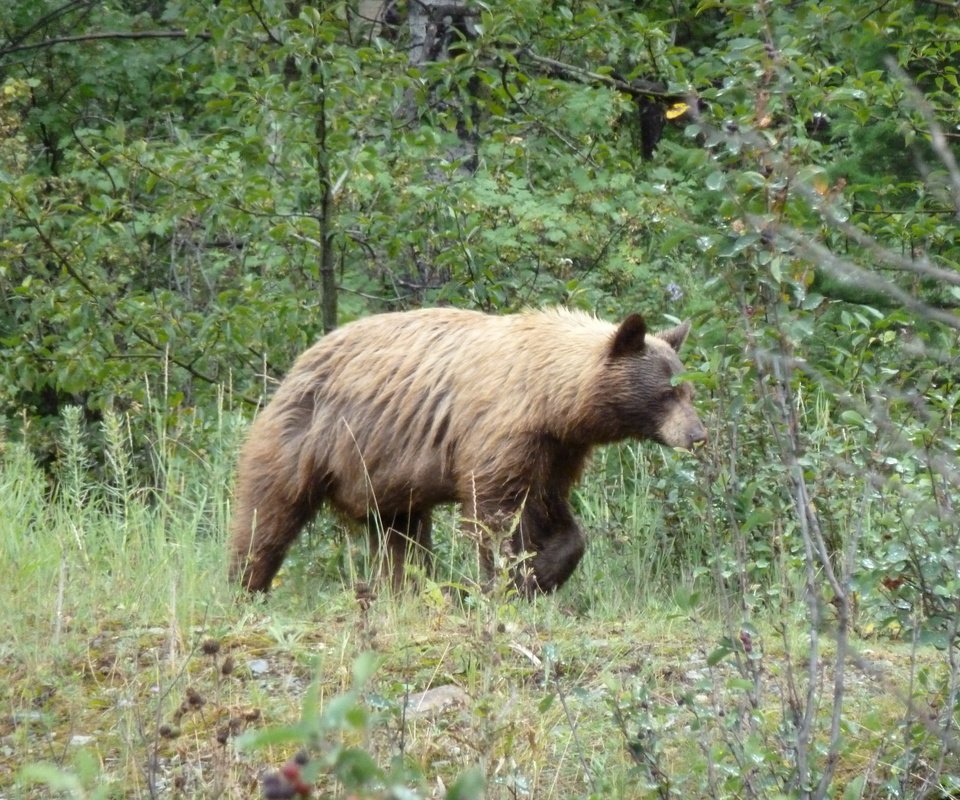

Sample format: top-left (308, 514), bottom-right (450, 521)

top-left (657, 403), bottom-right (708, 450)
top-left (687, 420), bottom-right (708, 448)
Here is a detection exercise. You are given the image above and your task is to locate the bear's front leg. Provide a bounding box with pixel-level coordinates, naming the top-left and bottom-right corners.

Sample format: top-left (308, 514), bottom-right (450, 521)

top-left (513, 497), bottom-right (586, 595)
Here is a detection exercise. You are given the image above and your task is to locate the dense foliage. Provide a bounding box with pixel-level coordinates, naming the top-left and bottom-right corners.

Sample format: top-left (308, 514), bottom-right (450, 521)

top-left (2, 0), bottom-right (959, 797)
top-left (2, 0), bottom-right (950, 428)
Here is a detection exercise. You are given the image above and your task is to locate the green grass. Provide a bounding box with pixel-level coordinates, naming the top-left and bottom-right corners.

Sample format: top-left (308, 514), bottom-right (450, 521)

top-left (0, 410), bottom-right (952, 799)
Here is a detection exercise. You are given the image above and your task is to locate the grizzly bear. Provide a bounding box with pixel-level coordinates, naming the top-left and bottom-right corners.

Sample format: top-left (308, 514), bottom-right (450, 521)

top-left (229, 307), bottom-right (706, 595)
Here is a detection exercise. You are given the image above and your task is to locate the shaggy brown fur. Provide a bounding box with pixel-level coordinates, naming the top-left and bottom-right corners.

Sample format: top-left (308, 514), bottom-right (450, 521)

top-left (229, 307), bottom-right (706, 594)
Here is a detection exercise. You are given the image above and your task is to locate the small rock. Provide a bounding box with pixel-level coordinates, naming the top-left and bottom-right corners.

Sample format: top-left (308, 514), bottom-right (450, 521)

top-left (248, 658), bottom-right (270, 675)
top-left (404, 685), bottom-right (470, 718)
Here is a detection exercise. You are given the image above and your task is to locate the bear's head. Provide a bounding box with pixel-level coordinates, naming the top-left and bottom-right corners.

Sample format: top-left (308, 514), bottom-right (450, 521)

top-left (605, 314), bottom-right (708, 449)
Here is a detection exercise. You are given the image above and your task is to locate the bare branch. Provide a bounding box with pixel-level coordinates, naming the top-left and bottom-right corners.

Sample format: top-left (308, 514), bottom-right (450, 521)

top-left (246, 0), bottom-right (283, 47)
top-left (520, 48), bottom-right (676, 99)
top-left (887, 57), bottom-right (960, 220)
top-left (773, 224), bottom-right (960, 330)
top-left (2, 0), bottom-right (91, 50)
top-left (0, 29), bottom-right (210, 58)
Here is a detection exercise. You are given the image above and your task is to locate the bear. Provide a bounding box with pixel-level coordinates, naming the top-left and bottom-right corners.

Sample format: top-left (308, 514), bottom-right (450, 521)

top-left (228, 307), bottom-right (706, 595)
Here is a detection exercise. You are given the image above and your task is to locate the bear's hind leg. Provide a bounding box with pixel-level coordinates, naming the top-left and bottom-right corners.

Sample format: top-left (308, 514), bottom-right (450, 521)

top-left (367, 510), bottom-right (433, 591)
top-left (229, 450), bottom-right (325, 592)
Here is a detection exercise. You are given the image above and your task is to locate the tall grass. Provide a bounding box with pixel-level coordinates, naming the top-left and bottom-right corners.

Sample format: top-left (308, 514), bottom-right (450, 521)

top-left (1, 403), bottom-right (240, 675)
top-left (0, 397), bottom-right (707, 659)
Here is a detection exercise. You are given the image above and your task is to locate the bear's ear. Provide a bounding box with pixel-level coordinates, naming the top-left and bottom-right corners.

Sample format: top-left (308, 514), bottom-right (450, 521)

top-left (657, 320), bottom-right (691, 352)
top-left (610, 314), bottom-right (647, 358)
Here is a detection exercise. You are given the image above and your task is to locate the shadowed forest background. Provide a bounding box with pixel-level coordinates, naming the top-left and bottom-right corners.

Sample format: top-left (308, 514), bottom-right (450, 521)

top-left (1, 1), bottom-right (959, 798)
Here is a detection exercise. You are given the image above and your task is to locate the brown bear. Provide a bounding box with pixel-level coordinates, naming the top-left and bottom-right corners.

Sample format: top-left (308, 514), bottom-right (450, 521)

top-left (229, 307), bottom-right (706, 595)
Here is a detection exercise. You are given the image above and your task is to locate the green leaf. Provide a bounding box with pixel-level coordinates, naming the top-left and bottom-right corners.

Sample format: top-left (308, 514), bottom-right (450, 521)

top-left (840, 410), bottom-right (865, 426)
top-left (446, 767), bottom-right (485, 800)
top-left (335, 747), bottom-right (382, 787)
top-left (673, 587), bottom-right (701, 611)
top-left (706, 171), bottom-right (726, 191)
top-left (235, 722), bottom-right (311, 751)
top-left (352, 651), bottom-right (379, 687)
top-left (718, 233), bottom-right (759, 258)
top-left (727, 37), bottom-right (761, 51)
top-left (801, 293), bottom-right (825, 310)
top-left (843, 774), bottom-right (866, 800)
top-left (706, 644), bottom-right (734, 666)
top-left (743, 509), bottom-right (772, 532)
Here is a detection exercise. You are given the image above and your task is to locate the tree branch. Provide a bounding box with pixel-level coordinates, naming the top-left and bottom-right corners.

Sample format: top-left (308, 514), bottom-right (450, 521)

top-left (3, 0), bottom-right (91, 51)
top-left (519, 48), bottom-right (677, 99)
top-left (0, 29), bottom-right (210, 57)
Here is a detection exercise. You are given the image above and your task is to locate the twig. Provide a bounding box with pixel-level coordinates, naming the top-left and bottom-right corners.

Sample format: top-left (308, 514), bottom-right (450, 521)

top-left (554, 674), bottom-right (599, 796)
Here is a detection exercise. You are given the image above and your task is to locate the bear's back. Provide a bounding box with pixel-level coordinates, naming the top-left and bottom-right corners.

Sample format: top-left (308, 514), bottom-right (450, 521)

top-left (267, 308), bottom-right (613, 517)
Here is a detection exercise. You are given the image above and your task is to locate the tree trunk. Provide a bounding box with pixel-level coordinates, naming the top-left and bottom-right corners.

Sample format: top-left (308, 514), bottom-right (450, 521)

top-left (406, 0), bottom-right (480, 172)
top-left (313, 62), bottom-right (337, 333)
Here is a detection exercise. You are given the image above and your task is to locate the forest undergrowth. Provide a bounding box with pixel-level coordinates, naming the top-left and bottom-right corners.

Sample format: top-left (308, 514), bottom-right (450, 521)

top-left (2, 401), bottom-right (954, 800)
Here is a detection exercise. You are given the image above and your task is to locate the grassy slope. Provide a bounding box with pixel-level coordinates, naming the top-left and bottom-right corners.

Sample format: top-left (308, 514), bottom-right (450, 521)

top-left (0, 423), bottom-right (938, 799)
